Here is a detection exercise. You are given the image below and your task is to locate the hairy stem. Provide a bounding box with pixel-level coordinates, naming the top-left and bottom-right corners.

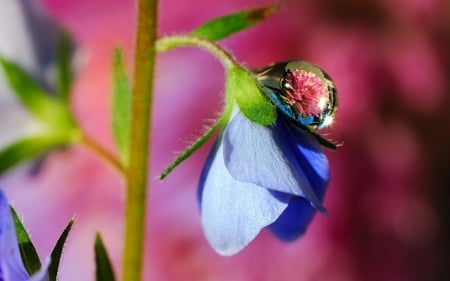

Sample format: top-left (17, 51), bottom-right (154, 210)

top-left (122, 0), bottom-right (158, 280)
top-left (156, 35), bottom-right (238, 70)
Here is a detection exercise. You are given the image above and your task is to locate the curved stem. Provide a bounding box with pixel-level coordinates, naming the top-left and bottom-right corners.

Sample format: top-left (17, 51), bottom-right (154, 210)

top-left (77, 133), bottom-right (125, 175)
top-left (155, 35), bottom-right (241, 180)
top-left (156, 35), bottom-right (238, 70)
top-left (122, 0), bottom-right (158, 280)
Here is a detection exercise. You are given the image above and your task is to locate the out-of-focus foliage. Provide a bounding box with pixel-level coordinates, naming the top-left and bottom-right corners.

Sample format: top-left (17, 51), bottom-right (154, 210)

top-left (111, 49), bottom-right (131, 166)
top-left (0, 57), bottom-right (78, 175)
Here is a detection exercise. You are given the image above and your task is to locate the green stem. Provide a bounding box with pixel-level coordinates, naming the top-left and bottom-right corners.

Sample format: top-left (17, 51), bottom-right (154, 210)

top-left (156, 35), bottom-right (238, 70)
top-left (155, 35), bottom-right (240, 180)
top-left (77, 133), bottom-right (126, 175)
top-left (122, 0), bottom-right (158, 280)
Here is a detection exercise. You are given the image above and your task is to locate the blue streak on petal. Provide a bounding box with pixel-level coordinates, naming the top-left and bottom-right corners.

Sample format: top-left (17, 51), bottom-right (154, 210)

top-left (268, 117), bottom-right (329, 240)
top-left (0, 190), bottom-right (29, 281)
top-left (267, 195), bottom-right (320, 242)
top-left (274, 117), bottom-right (330, 215)
top-left (277, 117), bottom-right (329, 186)
top-left (223, 111), bottom-right (326, 213)
top-left (200, 139), bottom-right (289, 256)
top-left (197, 137), bottom-right (220, 208)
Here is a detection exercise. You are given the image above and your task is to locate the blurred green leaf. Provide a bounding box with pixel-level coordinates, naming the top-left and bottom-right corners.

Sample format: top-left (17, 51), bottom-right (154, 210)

top-left (0, 56), bottom-right (75, 129)
top-left (227, 66), bottom-right (276, 125)
top-left (11, 206), bottom-right (41, 275)
top-left (111, 49), bottom-right (131, 165)
top-left (56, 29), bottom-right (75, 103)
top-left (0, 136), bottom-right (68, 175)
top-left (95, 233), bottom-right (116, 281)
top-left (49, 219), bottom-right (74, 281)
top-left (191, 4), bottom-right (279, 41)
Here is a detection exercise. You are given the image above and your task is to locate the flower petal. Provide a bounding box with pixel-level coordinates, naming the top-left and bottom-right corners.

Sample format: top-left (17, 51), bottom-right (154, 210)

top-left (0, 190), bottom-right (29, 281)
top-left (278, 117), bottom-right (329, 186)
top-left (268, 118), bottom-right (329, 240)
top-left (267, 196), bottom-right (320, 242)
top-left (197, 138), bottom-right (220, 207)
top-left (199, 138), bottom-right (289, 256)
top-left (223, 112), bottom-right (327, 213)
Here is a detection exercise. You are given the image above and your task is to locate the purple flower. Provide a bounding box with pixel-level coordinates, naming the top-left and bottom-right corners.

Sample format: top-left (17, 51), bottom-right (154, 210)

top-left (0, 190), bottom-right (50, 281)
top-left (198, 109), bottom-right (329, 256)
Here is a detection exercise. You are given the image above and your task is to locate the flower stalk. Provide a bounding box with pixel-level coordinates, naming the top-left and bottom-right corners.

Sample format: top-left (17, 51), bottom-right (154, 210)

top-left (156, 35), bottom-right (237, 70)
top-left (77, 133), bottom-right (126, 175)
top-left (122, 0), bottom-right (158, 280)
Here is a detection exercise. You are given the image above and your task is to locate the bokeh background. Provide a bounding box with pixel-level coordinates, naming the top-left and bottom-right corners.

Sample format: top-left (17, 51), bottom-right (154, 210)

top-left (1, 0), bottom-right (449, 280)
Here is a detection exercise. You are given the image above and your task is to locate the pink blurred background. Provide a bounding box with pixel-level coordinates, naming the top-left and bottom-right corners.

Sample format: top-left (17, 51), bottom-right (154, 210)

top-left (1, 0), bottom-right (449, 280)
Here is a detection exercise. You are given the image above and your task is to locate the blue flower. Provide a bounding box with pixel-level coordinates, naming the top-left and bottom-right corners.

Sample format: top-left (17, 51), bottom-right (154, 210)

top-left (198, 109), bottom-right (329, 256)
top-left (160, 61), bottom-right (336, 256)
top-left (0, 190), bottom-right (50, 281)
top-left (195, 61), bottom-right (337, 256)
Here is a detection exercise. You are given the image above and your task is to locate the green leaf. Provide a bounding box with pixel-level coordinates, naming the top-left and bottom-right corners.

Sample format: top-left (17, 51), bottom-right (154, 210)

top-left (227, 67), bottom-right (276, 125)
top-left (192, 4), bottom-right (279, 41)
top-left (95, 233), bottom-right (116, 281)
top-left (11, 206), bottom-right (41, 275)
top-left (0, 56), bottom-right (75, 128)
top-left (0, 135), bottom-right (68, 175)
top-left (56, 29), bottom-right (75, 103)
top-left (111, 49), bottom-right (131, 165)
top-left (49, 219), bottom-right (74, 281)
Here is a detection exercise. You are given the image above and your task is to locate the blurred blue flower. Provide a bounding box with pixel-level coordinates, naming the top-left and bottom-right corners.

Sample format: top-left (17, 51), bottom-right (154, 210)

top-left (0, 0), bottom-right (76, 175)
top-left (198, 109), bottom-right (329, 256)
top-left (0, 190), bottom-right (50, 281)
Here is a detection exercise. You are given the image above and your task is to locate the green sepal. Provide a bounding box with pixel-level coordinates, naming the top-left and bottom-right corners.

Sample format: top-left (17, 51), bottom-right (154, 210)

top-left (49, 219), bottom-right (74, 281)
top-left (95, 233), bottom-right (117, 281)
top-left (111, 48), bottom-right (131, 166)
top-left (159, 117), bottom-right (226, 180)
top-left (0, 135), bottom-right (70, 175)
top-left (11, 206), bottom-right (42, 275)
top-left (192, 4), bottom-right (279, 41)
top-left (56, 29), bottom-right (75, 103)
top-left (0, 56), bottom-right (75, 129)
top-left (227, 67), bottom-right (276, 125)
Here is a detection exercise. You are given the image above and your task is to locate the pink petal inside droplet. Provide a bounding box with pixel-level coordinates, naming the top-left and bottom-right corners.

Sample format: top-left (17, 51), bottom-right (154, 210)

top-left (283, 70), bottom-right (329, 116)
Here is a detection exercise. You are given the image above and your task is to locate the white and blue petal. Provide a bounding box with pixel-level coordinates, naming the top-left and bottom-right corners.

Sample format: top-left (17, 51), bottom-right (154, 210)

top-left (223, 111), bottom-right (328, 213)
top-left (199, 137), bottom-right (290, 256)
